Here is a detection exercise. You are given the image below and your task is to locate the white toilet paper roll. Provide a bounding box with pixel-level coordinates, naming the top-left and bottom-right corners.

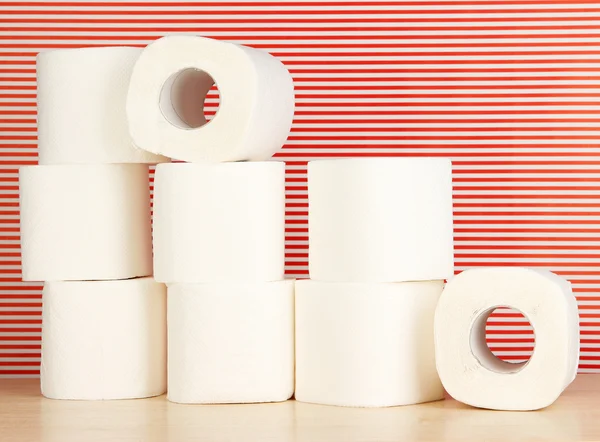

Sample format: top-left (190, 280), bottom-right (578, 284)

top-left (295, 279), bottom-right (444, 407)
top-left (308, 158), bottom-right (454, 283)
top-left (153, 162), bottom-right (284, 283)
top-left (167, 280), bottom-right (294, 404)
top-left (36, 47), bottom-right (168, 164)
top-left (19, 164), bottom-right (152, 281)
top-left (41, 277), bottom-right (167, 400)
top-left (126, 35), bottom-right (294, 162)
top-left (434, 267), bottom-right (580, 411)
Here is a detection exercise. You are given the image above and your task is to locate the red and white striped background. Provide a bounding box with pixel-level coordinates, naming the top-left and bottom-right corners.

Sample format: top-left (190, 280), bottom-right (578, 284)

top-left (1, 0), bottom-right (600, 377)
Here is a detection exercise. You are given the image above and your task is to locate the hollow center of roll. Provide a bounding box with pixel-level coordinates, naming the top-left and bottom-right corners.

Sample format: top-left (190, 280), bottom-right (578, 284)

top-left (470, 306), bottom-right (535, 374)
top-left (159, 68), bottom-right (219, 129)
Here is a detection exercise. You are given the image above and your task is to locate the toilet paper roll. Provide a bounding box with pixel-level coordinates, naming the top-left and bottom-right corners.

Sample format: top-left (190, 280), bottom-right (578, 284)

top-left (153, 162), bottom-right (284, 283)
top-left (126, 35), bottom-right (295, 162)
top-left (295, 279), bottom-right (444, 407)
top-left (36, 47), bottom-right (168, 164)
top-left (434, 267), bottom-right (580, 411)
top-left (167, 280), bottom-right (294, 404)
top-left (308, 158), bottom-right (454, 283)
top-left (41, 277), bottom-right (167, 400)
top-left (19, 164), bottom-right (152, 281)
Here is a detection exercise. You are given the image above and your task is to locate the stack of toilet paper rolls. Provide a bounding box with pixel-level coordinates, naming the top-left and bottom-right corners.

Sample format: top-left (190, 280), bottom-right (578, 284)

top-left (20, 47), bottom-right (168, 400)
top-left (125, 36), bottom-right (296, 404)
top-left (295, 158), bottom-right (455, 407)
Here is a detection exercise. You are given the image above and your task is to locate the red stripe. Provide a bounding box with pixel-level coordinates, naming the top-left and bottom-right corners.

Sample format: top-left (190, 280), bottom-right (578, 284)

top-left (5, 83), bottom-right (600, 91)
top-left (487, 338), bottom-right (534, 343)
top-left (0, 361), bottom-right (39, 366)
top-left (454, 220), bottom-right (600, 226)
top-left (455, 170), bottom-right (600, 176)
top-left (0, 370), bottom-right (39, 375)
top-left (293, 68), bottom-right (600, 75)
top-left (5, 29), bottom-right (600, 44)
top-left (4, 40), bottom-right (600, 55)
top-left (5, 35), bottom-right (600, 52)
top-left (11, 82), bottom-right (600, 91)
top-left (287, 58), bottom-right (600, 65)
top-left (5, 19), bottom-right (600, 31)
top-left (458, 261), bottom-right (600, 267)
top-left (455, 160), bottom-right (600, 166)
top-left (296, 77), bottom-right (600, 84)
top-left (292, 124), bottom-right (600, 130)
top-left (4, 8), bottom-right (600, 17)
top-left (0, 303), bottom-right (40, 308)
top-left (4, 1), bottom-right (600, 7)
top-left (486, 330), bottom-right (534, 335)
top-left (0, 111), bottom-right (36, 115)
top-left (3, 1), bottom-right (600, 374)
top-left (0, 328), bottom-right (41, 333)
top-left (458, 252), bottom-right (600, 258)
top-left (0, 319), bottom-right (41, 324)
top-left (455, 244), bottom-right (600, 250)
top-left (0, 311), bottom-right (40, 316)
top-left (0, 352), bottom-right (40, 358)
top-left (293, 111), bottom-right (600, 117)
top-left (455, 180), bottom-right (600, 186)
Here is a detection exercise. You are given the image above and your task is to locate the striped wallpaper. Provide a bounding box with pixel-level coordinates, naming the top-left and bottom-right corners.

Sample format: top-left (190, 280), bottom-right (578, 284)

top-left (1, 0), bottom-right (600, 377)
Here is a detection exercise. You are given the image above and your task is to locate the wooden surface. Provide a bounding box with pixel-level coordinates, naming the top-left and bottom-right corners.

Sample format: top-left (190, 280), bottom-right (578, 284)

top-left (0, 376), bottom-right (599, 442)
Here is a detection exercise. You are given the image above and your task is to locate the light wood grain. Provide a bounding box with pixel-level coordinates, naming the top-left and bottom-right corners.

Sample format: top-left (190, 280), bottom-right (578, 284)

top-left (1, 376), bottom-right (599, 442)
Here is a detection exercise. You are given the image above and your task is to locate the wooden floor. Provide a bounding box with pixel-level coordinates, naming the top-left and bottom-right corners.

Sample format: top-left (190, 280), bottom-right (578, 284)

top-left (1, 376), bottom-right (599, 442)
